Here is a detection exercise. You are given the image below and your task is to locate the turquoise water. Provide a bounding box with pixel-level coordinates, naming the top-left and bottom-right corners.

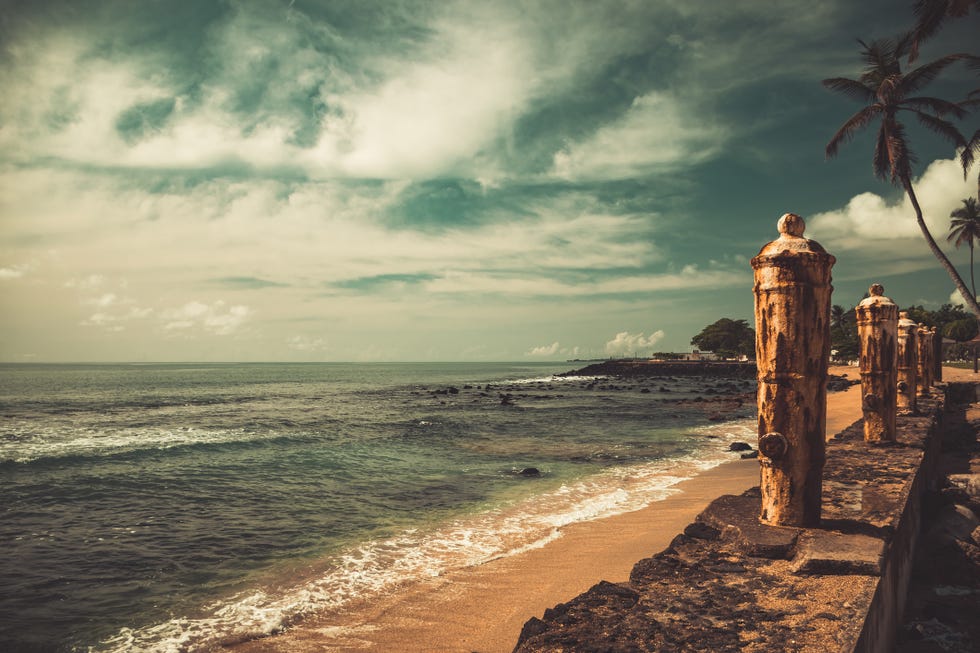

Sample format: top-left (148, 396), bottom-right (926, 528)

top-left (0, 362), bottom-right (755, 652)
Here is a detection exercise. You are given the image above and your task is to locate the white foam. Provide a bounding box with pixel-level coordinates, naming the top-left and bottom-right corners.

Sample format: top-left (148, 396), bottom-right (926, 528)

top-left (506, 375), bottom-right (606, 385)
top-left (0, 423), bottom-right (272, 464)
top-left (97, 420), bottom-right (754, 652)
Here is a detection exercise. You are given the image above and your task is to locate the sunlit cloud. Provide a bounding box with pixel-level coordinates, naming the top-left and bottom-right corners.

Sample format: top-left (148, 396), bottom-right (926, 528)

top-left (604, 330), bottom-right (666, 357)
top-left (162, 301), bottom-right (250, 336)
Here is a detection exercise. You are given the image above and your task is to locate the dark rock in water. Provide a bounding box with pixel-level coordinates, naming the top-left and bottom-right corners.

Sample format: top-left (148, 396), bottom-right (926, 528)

top-left (826, 374), bottom-right (858, 392)
top-left (708, 414), bottom-right (725, 422)
top-left (741, 450), bottom-right (759, 459)
top-left (728, 441), bottom-right (753, 452)
top-left (640, 388), bottom-right (651, 394)
top-left (500, 393), bottom-right (515, 405)
top-left (519, 467), bottom-right (541, 477)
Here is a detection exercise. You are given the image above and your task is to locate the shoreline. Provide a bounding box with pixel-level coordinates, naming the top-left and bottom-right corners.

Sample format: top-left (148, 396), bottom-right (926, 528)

top-left (228, 365), bottom-right (868, 653)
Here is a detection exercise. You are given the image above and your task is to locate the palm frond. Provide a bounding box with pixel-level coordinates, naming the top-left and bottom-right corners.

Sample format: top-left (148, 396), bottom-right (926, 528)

top-left (951, 197), bottom-right (980, 220)
top-left (901, 54), bottom-right (970, 95)
top-left (904, 95), bottom-right (967, 118)
top-left (821, 77), bottom-right (876, 103)
top-left (912, 111), bottom-right (967, 148)
top-left (911, 0), bottom-right (952, 61)
top-left (961, 128), bottom-right (980, 177)
top-left (826, 106), bottom-right (881, 158)
top-left (860, 38), bottom-right (902, 82)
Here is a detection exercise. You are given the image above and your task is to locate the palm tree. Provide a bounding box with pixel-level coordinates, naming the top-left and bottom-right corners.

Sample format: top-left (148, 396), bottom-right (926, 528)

top-left (823, 35), bottom-right (979, 315)
top-left (909, 0), bottom-right (980, 62)
top-left (907, 2), bottom-right (980, 198)
top-left (830, 305), bottom-right (847, 330)
top-left (957, 80), bottom-right (980, 201)
top-left (948, 197), bottom-right (980, 297)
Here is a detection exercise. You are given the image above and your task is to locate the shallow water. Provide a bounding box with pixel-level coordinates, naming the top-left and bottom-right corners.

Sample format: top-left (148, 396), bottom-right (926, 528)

top-left (0, 362), bottom-right (755, 652)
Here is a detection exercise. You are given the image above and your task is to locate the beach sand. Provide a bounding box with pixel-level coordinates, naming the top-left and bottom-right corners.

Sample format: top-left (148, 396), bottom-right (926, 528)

top-left (231, 365), bottom-right (869, 653)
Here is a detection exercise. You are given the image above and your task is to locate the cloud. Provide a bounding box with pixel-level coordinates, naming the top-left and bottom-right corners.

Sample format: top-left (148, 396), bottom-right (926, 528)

top-left (286, 335), bottom-right (328, 352)
top-left (81, 307), bottom-right (153, 333)
top-left (0, 265), bottom-right (29, 280)
top-left (551, 92), bottom-right (726, 181)
top-left (526, 342), bottom-right (561, 357)
top-left (808, 158), bottom-right (978, 254)
top-left (162, 301), bottom-right (250, 336)
top-left (604, 330), bottom-right (666, 357)
top-left (949, 289), bottom-right (978, 308)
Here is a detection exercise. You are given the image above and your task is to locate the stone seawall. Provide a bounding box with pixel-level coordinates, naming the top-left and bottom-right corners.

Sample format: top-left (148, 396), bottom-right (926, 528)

top-left (513, 385), bottom-right (960, 653)
top-left (560, 360), bottom-right (757, 379)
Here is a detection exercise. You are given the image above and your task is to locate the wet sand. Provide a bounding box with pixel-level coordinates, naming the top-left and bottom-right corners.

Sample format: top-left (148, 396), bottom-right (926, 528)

top-left (232, 366), bottom-right (867, 653)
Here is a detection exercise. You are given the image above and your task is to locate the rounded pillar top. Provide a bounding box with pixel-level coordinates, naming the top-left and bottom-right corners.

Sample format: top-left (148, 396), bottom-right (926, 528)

top-left (898, 311), bottom-right (918, 328)
top-left (753, 213), bottom-right (834, 260)
top-left (777, 213), bottom-right (806, 237)
top-left (858, 283), bottom-right (896, 308)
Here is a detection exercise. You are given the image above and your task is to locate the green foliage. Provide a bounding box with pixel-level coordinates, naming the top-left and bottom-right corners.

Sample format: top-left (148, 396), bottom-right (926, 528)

top-left (651, 351), bottom-right (685, 360)
top-left (905, 303), bottom-right (975, 329)
top-left (690, 318), bottom-right (755, 358)
top-left (905, 303), bottom-right (979, 360)
top-left (943, 317), bottom-right (979, 341)
top-left (830, 303), bottom-right (860, 362)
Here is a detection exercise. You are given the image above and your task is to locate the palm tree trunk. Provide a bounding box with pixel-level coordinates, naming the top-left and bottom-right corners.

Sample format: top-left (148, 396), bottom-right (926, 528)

top-left (903, 176), bottom-right (980, 317)
top-left (972, 244), bottom-right (976, 300)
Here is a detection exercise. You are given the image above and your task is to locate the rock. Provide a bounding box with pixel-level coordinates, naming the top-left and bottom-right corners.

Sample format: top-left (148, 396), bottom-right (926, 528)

top-left (708, 414), bottom-right (725, 422)
top-left (728, 441), bottom-right (753, 451)
top-left (929, 504), bottom-right (980, 542)
top-left (827, 374), bottom-right (858, 392)
top-left (791, 531), bottom-right (885, 576)
top-left (947, 473), bottom-right (980, 500)
top-left (741, 450), bottom-right (759, 459)
top-left (516, 617), bottom-right (549, 645)
top-left (519, 467), bottom-right (541, 478)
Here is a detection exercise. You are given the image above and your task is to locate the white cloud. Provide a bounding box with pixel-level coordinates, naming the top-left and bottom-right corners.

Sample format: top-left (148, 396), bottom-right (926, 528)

top-left (286, 335), bottom-right (328, 352)
top-left (949, 289), bottom-right (978, 308)
top-left (65, 275), bottom-right (107, 289)
top-left (526, 342), bottom-right (561, 357)
top-left (809, 158), bottom-right (978, 254)
top-left (551, 92), bottom-right (726, 181)
top-left (80, 306), bottom-right (152, 332)
top-left (0, 265), bottom-right (28, 280)
top-left (162, 301), bottom-right (250, 336)
top-left (604, 330), bottom-right (666, 357)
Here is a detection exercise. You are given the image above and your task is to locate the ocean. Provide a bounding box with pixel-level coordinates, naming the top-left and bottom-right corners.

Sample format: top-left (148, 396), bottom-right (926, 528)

top-left (0, 362), bottom-right (755, 652)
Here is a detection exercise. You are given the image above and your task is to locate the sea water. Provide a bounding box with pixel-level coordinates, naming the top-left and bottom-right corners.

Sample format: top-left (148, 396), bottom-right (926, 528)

top-left (0, 362), bottom-right (755, 652)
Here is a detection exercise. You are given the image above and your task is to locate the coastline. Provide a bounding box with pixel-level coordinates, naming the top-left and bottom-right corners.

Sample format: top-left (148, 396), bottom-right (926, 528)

top-left (229, 364), bottom-right (867, 653)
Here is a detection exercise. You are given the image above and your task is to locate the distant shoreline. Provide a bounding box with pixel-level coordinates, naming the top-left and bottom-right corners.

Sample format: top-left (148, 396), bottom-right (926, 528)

top-left (560, 359), bottom-right (756, 379)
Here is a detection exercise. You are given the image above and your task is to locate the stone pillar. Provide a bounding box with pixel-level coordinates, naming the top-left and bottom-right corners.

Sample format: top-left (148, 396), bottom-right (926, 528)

top-left (916, 327), bottom-right (933, 396)
top-left (855, 285), bottom-right (898, 442)
top-left (934, 326), bottom-right (943, 382)
top-left (752, 213), bottom-right (835, 527)
top-left (896, 311), bottom-right (918, 414)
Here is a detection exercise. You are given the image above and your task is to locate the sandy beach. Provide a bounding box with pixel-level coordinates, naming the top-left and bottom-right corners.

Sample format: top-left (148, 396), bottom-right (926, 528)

top-left (229, 365), bottom-right (887, 653)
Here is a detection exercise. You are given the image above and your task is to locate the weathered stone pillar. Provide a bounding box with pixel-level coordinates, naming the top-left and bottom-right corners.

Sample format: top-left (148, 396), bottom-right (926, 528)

top-left (934, 326), bottom-right (943, 382)
top-left (916, 327), bottom-right (933, 396)
top-left (752, 213), bottom-right (835, 527)
top-left (855, 285), bottom-right (898, 442)
top-left (896, 311), bottom-right (918, 414)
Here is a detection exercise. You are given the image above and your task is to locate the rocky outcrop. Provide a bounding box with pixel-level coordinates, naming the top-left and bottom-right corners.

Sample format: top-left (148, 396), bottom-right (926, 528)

top-left (514, 390), bottom-right (950, 653)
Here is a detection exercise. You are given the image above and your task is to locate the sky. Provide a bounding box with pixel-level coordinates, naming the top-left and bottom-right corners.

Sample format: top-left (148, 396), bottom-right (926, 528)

top-left (0, 0), bottom-right (978, 363)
